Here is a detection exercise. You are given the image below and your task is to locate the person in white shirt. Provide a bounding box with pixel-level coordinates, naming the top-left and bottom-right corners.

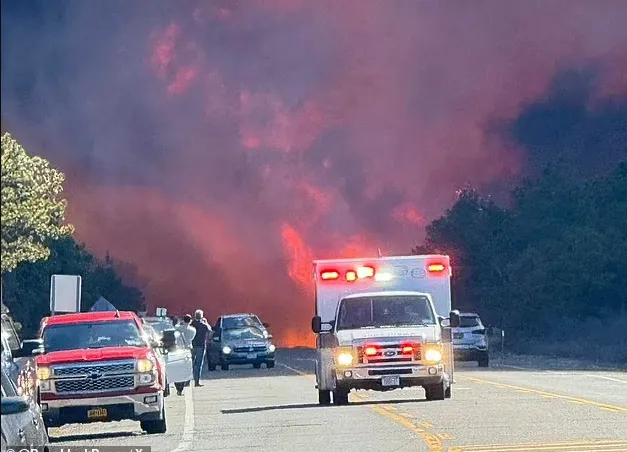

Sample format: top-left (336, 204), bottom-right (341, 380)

top-left (174, 314), bottom-right (196, 395)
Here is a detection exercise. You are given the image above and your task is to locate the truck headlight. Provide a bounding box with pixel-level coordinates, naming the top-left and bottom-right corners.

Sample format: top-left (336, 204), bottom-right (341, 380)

top-left (138, 373), bottom-right (155, 385)
top-left (36, 366), bottom-right (51, 381)
top-left (137, 359), bottom-right (154, 373)
top-left (336, 352), bottom-right (353, 366)
top-left (424, 348), bottom-right (442, 363)
top-left (222, 346), bottom-right (232, 355)
top-left (268, 344), bottom-right (276, 353)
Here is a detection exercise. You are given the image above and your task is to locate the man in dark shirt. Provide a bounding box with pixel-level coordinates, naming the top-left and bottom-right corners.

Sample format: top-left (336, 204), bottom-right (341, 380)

top-left (190, 309), bottom-right (211, 386)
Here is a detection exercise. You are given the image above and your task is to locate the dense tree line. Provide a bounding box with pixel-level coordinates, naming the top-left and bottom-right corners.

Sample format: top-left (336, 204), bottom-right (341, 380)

top-left (1, 132), bottom-right (144, 337)
top-left (415, 162), bottom-right (627, 362)
top-left (2, 237), bottom-right (145, 338)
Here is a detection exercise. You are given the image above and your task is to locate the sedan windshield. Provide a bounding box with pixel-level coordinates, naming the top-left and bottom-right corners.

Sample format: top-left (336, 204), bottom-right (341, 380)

top-left (42, 320), bottom-right (146, 352)
top-left (222, 327), bottom-right (265, 341)
top-left (222, 316), bottom-right (260, 330)
top-left (336, 295), bottom-right (436, 331)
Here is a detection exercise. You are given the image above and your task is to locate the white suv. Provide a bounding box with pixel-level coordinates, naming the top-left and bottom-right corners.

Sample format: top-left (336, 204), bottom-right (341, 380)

top-left (452, 312), bottom-right (489, 367)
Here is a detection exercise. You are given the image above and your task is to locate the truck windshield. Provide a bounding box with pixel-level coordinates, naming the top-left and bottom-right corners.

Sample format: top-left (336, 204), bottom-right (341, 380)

top-left (42, 320), bottom-right (146, 352)
top-left (222, 327), bottom-right (265, 341)
top-left (336, 295), bottom-right (436, 330)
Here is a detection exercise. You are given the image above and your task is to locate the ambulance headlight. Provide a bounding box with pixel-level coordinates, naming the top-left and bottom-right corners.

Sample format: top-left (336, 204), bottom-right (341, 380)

top-left (336, 352), bottom-right (354, 367)
top-left (424, 347), bottom-right (442, 363)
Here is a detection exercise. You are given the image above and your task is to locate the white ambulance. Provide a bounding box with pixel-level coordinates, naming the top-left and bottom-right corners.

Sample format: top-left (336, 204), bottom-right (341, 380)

top-left (311, 254), bottom-right (461, 405)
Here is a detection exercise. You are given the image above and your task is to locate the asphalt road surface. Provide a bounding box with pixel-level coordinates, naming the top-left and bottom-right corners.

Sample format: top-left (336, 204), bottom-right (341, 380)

top-left (49, 349), bottom-right (627, 452)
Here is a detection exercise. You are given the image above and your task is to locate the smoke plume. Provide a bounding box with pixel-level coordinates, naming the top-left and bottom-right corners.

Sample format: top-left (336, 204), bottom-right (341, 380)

top-left (2, 0), bottom-right (627, 345)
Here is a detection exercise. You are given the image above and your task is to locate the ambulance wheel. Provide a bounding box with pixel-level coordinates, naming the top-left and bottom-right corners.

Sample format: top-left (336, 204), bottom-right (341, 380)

top-left (424, 382), bottom-right (446, 401)
top-left (333, 389), bottom-right (349, 406)
top-left (318, 389), bottom-right (331, 405)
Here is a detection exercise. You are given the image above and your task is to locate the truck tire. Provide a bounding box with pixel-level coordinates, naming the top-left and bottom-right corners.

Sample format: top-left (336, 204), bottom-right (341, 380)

top-left (253, 363), bottom-right (261, 369)
top-left (333, 389), bottom-right (349, 406)
top-left (221, 363), bottom-right (229, 371)
top-left (266, 360), bottom-right (275, 369)
top-left (478, 353), bottom-right (489, 368)
top-left (424, 382), bottom-right (446, 401)
top-left (141, 405), bottom-right (167, 434)
top-left (318, 389), bottom-right (331, 405)
top-left (445, 384), bottom-right (452, 399)
top-left (207, 360), bottom-right (216, 371)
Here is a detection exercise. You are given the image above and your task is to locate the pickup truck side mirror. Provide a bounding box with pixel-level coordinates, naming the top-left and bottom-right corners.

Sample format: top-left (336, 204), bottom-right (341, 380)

top-left (161, 329), bottom-right (177, 350)
top-left (266, 334), bottom-right (273, 340)
top-left (449, 310), bottom-right (461, 328)
top-left (14, 339), bottom-right (45, 358)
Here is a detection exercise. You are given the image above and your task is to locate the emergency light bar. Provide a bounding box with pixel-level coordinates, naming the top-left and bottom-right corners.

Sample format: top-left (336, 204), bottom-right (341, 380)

top-left (318, 262), bottom-right (449, 281)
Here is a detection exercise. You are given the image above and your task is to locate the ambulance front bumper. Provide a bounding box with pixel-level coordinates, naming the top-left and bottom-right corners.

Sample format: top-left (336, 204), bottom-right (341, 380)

top-left (334, 363), bottom-right (444, 390)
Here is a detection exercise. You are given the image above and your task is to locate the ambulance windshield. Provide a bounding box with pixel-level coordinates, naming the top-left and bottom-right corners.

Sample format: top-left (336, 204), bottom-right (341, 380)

top-left (336, 295), bottom-right (436, 330)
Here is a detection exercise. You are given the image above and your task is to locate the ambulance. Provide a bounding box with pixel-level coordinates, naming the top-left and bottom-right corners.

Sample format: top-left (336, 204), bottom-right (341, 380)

top-left (311, 254), bottom-right (461, 405)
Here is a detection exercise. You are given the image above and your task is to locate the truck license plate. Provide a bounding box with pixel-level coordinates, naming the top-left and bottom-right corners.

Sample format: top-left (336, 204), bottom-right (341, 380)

top-left (87, 408), bottom-right (107, 420)
top-left (247, 353), bottom-right (257, 359)
top-left (381, 376), bottom-right (400, 387)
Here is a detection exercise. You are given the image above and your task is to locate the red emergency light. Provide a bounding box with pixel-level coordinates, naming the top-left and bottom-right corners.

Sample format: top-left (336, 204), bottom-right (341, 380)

top-left (363, 346), bottom-right (378, 356)
top-left (345, 270), bottom-right (357, 282)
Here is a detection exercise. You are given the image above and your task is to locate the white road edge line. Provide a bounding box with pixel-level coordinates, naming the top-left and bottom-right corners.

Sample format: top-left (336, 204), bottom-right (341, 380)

top-left (277, 362), bottom-right (310, 377)
top-left (585, 375), bottom-right (627, 383)
top-left (170, 387), bottom-right (195, 452)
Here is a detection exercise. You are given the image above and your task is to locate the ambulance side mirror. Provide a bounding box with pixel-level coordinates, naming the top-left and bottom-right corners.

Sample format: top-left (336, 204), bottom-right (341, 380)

top-left (449, 310), bottom-right (461, 328)
top-left (311, 316), bottom-right (333, 334)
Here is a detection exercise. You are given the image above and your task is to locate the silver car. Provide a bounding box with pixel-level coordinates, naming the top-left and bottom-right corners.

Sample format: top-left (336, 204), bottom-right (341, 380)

top-left (452, 312), bottom-right (489, 367)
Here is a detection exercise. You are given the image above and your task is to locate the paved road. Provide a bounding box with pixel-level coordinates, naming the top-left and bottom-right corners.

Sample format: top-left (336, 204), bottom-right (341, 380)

top-left (49, 349), bottom-right (627, 452)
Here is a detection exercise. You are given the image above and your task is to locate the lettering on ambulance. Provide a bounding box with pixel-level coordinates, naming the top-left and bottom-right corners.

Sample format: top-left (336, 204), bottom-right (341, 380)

top-left (393, 265), bottom-right (427, 279)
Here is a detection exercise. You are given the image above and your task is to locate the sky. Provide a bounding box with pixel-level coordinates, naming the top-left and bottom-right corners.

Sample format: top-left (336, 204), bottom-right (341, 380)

top-left (2, 0), bottom-right (626, 345)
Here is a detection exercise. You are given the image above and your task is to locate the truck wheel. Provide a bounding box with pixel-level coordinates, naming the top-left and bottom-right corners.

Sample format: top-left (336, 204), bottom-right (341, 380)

top-left (318, 389), bottom-right (331, 405)
top-left (253, 363), bottom-right (261, 369)
top-left (333, 389), bottom-right (349, 406)
top-left (141, 405), bottom-right (167, 434)
top-left (424, 382), bottom-right (446, 401)
top-left (478, 354), bottom-right (489, 368)
top-left (164, 381), bottom-right (170, 397)
top-left (445, 384), bottom-right (452, 399)
top-left (207, 360), bottom-right (216, 371)
top-left (266, 360), bottom-right (275, 369)
top-left (221, 363), bottom-right (229, 371)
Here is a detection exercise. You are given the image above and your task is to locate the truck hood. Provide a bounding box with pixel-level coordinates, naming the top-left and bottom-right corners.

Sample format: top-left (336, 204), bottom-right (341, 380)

top-left (335, 326), bottom-right (440, 346)
top-left (36, 346), bottom-right (149, 366)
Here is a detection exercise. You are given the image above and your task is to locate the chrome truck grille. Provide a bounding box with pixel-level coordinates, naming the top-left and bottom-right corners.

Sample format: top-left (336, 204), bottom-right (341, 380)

top-left (233, 345), bottom-right (267, 353)
top-left (51, 359), bottom-right (136, 394)
top-left (357, 343), bottom-right (422, 364)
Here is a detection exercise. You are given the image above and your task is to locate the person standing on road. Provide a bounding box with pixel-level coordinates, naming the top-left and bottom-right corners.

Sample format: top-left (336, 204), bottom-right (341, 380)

top-left (174, 314), bottom-right (196, 395)
top-left (190, 309), bottom-right (211, 387)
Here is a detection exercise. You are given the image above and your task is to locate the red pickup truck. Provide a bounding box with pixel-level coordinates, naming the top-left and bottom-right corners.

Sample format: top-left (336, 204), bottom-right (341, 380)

top-left (34, 311), bottom-right (168, 434)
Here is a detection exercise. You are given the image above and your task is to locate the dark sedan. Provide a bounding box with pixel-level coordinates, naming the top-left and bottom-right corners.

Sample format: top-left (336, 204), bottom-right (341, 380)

top-left (207, 326), bottom-right (275, 370)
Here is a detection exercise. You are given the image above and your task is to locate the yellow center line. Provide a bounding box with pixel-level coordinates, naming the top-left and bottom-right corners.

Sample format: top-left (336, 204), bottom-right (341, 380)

top-left (461, 376), bottom-right (627, 413)
top-left (279, 362), bottom-right (448, 452)
top-left (452, 439), bottom-right (627, 452)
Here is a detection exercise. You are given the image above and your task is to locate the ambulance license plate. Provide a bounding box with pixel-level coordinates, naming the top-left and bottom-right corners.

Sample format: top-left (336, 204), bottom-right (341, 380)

top-left (381, 376), bottom-right (400, 387)
top-left (87, 408), bottom-right (107, 420)
top-left (247, 353), bottom-right (257, 359)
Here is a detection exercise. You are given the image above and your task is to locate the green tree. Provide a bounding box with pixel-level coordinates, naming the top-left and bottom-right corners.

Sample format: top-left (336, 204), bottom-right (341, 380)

top-left (416, 162), bottom-right (627, 362)
top-left (1, 133), bottom-right (73, 273)
top-left (2, 237), bottom-right (145, 338)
